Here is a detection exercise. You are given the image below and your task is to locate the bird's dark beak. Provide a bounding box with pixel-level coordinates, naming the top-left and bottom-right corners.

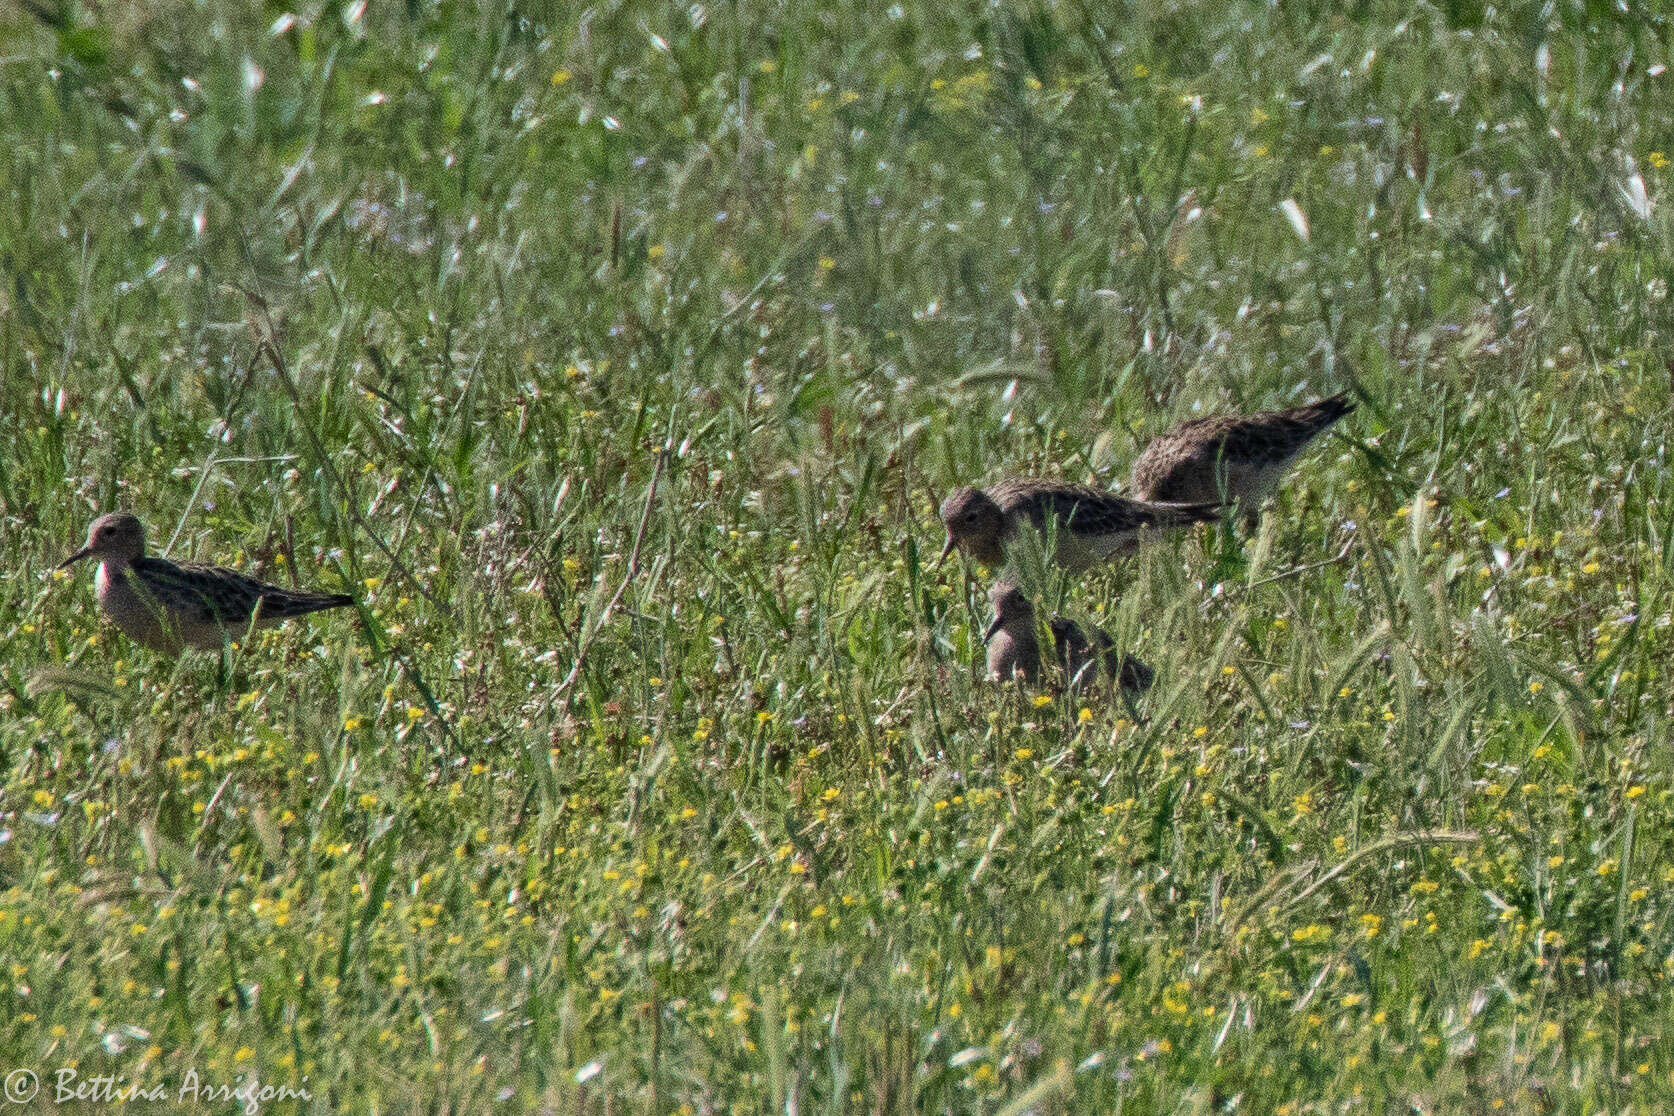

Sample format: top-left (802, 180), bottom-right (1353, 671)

top-left (58, 547), bottom-right (94, 570)
top-left (937, 534), bottom-right (957, 569)
top-left (982, 615), bottom-right (1003, 643)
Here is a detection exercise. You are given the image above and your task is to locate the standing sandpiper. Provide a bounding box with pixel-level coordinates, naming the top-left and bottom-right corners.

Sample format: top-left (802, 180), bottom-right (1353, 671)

top-left (939, 479), bottom-right (1218, 573)
top-left (1130, 392), bottom-right (1355, 525)
top-left (1049, 616), bottom-right (1154, 695)
top-left (58, 512), bottom-right (354, 654)
top-left (985, 581), bottom-right (1041, 683)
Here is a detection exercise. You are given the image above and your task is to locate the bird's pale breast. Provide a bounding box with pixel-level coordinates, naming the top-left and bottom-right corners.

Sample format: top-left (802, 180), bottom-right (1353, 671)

top-left (96, 562), bottom-right (182, 653)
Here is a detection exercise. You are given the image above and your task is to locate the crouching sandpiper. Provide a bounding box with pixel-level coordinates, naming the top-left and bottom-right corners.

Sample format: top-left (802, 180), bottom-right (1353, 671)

top-left (1049, 616), bottom-right (1154, 695)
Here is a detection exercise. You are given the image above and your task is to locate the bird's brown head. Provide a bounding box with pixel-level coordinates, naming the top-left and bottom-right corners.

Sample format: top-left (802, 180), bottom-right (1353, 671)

top-left (938, 486), bottom-right (1007, 567)
top-left (1048, 616), bottom-right (1097, 674)
top-left (1048, 616), bottom-right (1084, 650)
top-left (60, 512), bottom-right (147, 569)
top-left (984, 580), bottom-right (1033, 641)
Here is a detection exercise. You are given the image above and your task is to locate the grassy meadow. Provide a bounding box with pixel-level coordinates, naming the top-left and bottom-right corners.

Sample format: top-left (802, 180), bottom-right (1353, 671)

top-left (5, 0), bottom-right (1674, 1110)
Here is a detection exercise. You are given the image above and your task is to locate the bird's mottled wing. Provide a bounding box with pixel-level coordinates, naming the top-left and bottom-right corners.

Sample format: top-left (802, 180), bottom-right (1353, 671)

top-left (131, 558), bottom-right (263, 625)
top-left (253, 583), bottom-right (355, 620)
top-left (998, 480), bottom-right (1218, 536)
top-left (1210, 402), bottom-right (1349, 465)
top-left (1049, 487), bottom-right (1215, 534)
top-left (1129, 438), bottom-right (1194, 501)
top-left (133, 559), bottom-right (351, 624)
top-left (1168, 394), bottom-right (1354, 467)
top-left (1133, 393), bottom-right (1354, 499)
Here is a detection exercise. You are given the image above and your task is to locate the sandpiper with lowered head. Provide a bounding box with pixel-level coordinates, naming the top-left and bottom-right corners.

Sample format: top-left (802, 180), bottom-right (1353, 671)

top-left (940, 479), bottom-right (1218, 573)
top-left (1049, 616), bottom-right (1154, 695)
top-left (59, 512), bottom-right (354, 655)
